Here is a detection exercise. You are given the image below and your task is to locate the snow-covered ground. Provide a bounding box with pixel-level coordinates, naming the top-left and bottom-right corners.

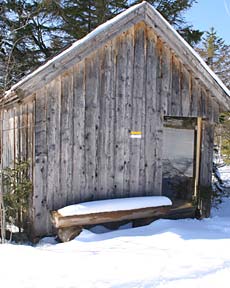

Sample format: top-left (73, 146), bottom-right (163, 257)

top-left (1, 168), bottom-right (230, 288)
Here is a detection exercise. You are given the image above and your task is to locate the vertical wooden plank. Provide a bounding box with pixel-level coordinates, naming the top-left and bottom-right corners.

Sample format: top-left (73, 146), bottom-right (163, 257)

top-left (107, 42), bottom-right (116, 199)
top-left (15, 104), bottom-right (21, 162)
top-left (190, 77), bottom-right (197, 116)
top-left (97, 44), bottom-right (112, 200)
top-left (144, 28), bottom-right (161, 196)
top-left (199, 121), bottom-right (214, 217)
top-left (8, 108), bottom-right (15, 166)
top-left (3, 109), bottom-right (9, 168)
top-left (129, 23), bottom-right (146, 197)
top-left (1, 109), bottom-right (6, 168)
top-left (46, 78), bottom-right (61, 216)
top-left (0, 110), bottom-right (2, 167)
top-left (19, 104), bottom-right (29, 163)
top-left (194, 117), bottom-right (202, 199)
top-left (161, 46), bottom-right (172, 116)
top-left (0, 110), bottom-right (2, 166)
top-left (84, 54), bottom-right (99, 201)
top-left (60, 71), bottom-right (74, 206)
top-left (197, 83), bottom-right (202, 117)
top-left (72, 61), bottom-right (86, 203)
top-left (206, 93), bottom-right (213, 122)
top-left (0, 109), bottom-right (3, 165)
top-left (167, 53), bottom-right (173, 116)
top-left (27, 99), bottom-right (35, 236)
top-left (155, 38), bottom-right (164, 195)
top-left (138, 29), bottom-right (148, 195)
top-left (113, 34), bottom-right (127, 198)
top-left (123, 28), bottom-right (134, 197)
top-left (201, 88), bottom-right (207, 117)
top-left (27, 101), bottom-right (34, 178)
top-left (201, 122), bottom-right (214, 186)
top-left (23, 104), bottom-right (29, 161)
top-left (207, 92), bottom-right (218, 124)
top-left (0, 109), bottom-right (4, 166)
top-left (94, 53), bottom-right (101, 201)
top-left (212, 100), bottom-right (220, 123)
top-left (33, 87), bottom-right (48, 236)
top-left (1, 109), bottom-right (4, 165)
top-left (13, 107), bottom-right (17, 165)
top-left (171, 55), bottom-right (181, 116)
top-left (190, 78), bottom-right (202, 117)
top-left (181, 66), bottom-right (190, 116)
top-left (6, 109), bottom-right (11, 166)
top-left (7, 109), bottom-right (11, 166)
top-left (5, 109), bottom-right (10, 166)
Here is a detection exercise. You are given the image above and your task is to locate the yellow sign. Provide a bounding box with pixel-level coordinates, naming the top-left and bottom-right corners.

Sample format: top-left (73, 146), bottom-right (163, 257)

top-left (130, 131), bottom-right (142, 138)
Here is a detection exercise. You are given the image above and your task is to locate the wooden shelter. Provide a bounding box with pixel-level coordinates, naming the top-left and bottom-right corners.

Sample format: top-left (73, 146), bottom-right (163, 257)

top-left (1, 1), bottom-right (230, 238)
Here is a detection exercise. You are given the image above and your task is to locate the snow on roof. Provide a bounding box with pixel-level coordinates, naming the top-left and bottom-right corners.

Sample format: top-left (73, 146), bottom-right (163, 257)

top-left (4, 1), bottom-right (230, 104)
top-left (58, 196), bottom-right (172, 217)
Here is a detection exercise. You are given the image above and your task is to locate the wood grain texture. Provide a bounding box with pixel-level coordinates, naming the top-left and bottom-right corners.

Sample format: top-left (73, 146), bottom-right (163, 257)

top-left (72, 61), bottom-right (86, 203)
top-left (181, 66), bottom-right (190, 116)
top-left (84, 54), bottom-right (99, 201)
top-left (60, 71), bottom-right (74, 206)
top-left (129, 23), bottom-right (146, 196)
top-left (51, 206), bottom-right (171, 228)
top-left (161, 46), bottom-right (172, 115)
top-left (33, 87), bottom-right (48, 235)
top-left (171, 55), bottom-right (181, 116)
top-left (154, 41), bottom-right (164, 196)
top-left (105, 42), bottom-right (116, 199)
top-left (123, 28), bottom-right (134, 197)
top-left (2, 109), bottom-right (9, 168)
top-left (46, 78), bottom-right (61, 213)
top-left (199, 121), bottom-right (214, 217)
top-left (144, 28), bottom-right (161, 196)
top-left (114, 34), bottom-right (126, 198)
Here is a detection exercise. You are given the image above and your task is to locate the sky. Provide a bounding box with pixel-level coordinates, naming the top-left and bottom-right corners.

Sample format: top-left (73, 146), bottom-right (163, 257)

top-left (185, 0), bottom-right (230, 44)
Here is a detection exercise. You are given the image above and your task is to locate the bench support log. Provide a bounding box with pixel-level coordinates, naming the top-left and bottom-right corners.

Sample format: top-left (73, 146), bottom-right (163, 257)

top-left (58, 226), bottom-right (83, 242)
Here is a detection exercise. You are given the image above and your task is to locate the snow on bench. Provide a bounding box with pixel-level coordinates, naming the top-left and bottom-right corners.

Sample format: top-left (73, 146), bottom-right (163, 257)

top-left (51, 196), bottom-right (172, 242)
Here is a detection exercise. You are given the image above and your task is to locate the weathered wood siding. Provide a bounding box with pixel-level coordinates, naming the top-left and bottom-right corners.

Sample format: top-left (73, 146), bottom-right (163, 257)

top-left (30, 22), bottom-right (221, 236)
top-left (1, 102), bottom-right (34, 169)
top-left (0, 22), bottom-right (219, 237)
top-left (199, 121), bottom-right (215, 217)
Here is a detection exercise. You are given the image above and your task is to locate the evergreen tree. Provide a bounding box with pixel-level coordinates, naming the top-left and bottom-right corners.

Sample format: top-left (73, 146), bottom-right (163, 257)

top-left (196, 27), bottom-right (230, 89)
top-left (58, 0), bottom-right (128, 39)
top-left (197, 28), bottom-right (230, 164)
top-left (0, 0), bottom-right (70, 91)
top-left (219, 116), bottom-right (230, 164)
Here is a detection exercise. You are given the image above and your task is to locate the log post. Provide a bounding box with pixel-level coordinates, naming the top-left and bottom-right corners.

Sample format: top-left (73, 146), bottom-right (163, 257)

top-left (58, 226), bottom-right (83, 242)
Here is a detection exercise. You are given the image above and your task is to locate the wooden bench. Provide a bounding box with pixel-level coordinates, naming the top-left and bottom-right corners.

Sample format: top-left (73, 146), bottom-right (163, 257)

top-left (50, 196), bottom-right (172, 242)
